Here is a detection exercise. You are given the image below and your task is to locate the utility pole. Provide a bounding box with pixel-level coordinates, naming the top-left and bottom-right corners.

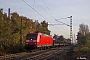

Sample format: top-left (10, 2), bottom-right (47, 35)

top-left (74, 34), bottom-right (75, 44)
top-left (53, 16), bottom-right (73, 44)
top-left (67, 16), bottom-right (73, 43)
top-left (8, 8), bottom-right (10, 20)
top-left (20, 17), bottom-right (22, 46)
top-left (35, 20), bottom-right (38, 32)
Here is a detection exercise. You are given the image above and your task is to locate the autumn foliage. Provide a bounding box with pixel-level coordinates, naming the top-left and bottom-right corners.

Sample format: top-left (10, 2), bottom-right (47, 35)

top-left (0, 9), bottom-right (50, 55)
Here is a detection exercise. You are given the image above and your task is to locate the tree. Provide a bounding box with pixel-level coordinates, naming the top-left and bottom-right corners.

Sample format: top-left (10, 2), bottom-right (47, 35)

top-left (53, 34), bottom-right (58, 40)
top-left (77, 23), bottom-right (90, 46)
top-left (58, 35), bottom-right (64, 41)
top-left (79, 23), bottom-right (89, 36)
top-left (57, 35), bottom-right (65, 43)
top-left (41, 21), bottom-right (50, 35)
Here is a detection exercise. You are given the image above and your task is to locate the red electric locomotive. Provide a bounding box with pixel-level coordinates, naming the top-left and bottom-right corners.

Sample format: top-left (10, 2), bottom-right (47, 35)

top-left (25, 32), bottom-right (53, 49)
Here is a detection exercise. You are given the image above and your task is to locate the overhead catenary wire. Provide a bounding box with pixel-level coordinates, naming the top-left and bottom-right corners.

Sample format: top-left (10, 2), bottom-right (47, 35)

top-left (42, 0), bottom-right (69, 27)
top-left (33, 0), bottom-right (69, 35)
top-left (22, 0), bottom-right (62, 32)
top-left (42, 0), bottom-right (69, 35)
top-left (34, 0), bottom-right (54, 21)
top-left (33, 0), bottom-right (35, 8)
top-left (22, 0), bottom-right (53, 24)
top-left (22, 0), bottom-right (47, 20)
top-left (35, 0), bottom-right (68, 34)
top-left (22, 0), bottom-right (68, 35)
top-left (55, 19), bottom-right (69, 26)
top-left (43, 0), bottom-right (55, 19)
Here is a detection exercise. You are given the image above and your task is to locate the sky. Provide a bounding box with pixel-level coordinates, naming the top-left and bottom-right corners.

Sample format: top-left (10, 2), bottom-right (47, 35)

top-left (0, 0), bottom-right (90, 40)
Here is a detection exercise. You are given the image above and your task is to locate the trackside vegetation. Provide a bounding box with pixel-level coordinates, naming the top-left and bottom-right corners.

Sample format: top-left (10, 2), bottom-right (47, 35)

top-left (73, 23), bottom-right (90, 59)
top-left (74, 23), bottom-right (90, 52)
top-left (0, 8), bottom-right (50, 55)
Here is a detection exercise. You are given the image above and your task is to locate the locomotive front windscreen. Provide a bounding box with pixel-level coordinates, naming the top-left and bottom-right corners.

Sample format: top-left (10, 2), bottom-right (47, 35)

top-left (26, 34), bottom-right (38, 38)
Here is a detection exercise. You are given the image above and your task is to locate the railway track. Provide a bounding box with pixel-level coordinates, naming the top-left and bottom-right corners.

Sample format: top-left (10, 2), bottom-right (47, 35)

top-left (0, 46), bottom-right (70, 60)
top-left (24, 48), bottom-right (62, 60)
top-left (0, 49), bottom-right (47, 60)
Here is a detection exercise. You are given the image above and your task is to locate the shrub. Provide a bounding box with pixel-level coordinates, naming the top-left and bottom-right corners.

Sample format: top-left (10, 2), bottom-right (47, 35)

top-left (80, 46), bottom-right (90, 52)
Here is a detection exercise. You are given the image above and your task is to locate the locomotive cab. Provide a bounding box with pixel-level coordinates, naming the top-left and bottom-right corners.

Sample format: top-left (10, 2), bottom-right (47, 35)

top-left (26, 33), bottom-right (38, 48)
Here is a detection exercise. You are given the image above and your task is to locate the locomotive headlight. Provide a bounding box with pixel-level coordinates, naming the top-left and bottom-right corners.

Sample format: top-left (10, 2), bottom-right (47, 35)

top-left (33, 40), bottom-right (37, 42)
top-left (35, 43), bottom-right (36, 44)
top-left (26, 40), bottom-right (29, 42)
